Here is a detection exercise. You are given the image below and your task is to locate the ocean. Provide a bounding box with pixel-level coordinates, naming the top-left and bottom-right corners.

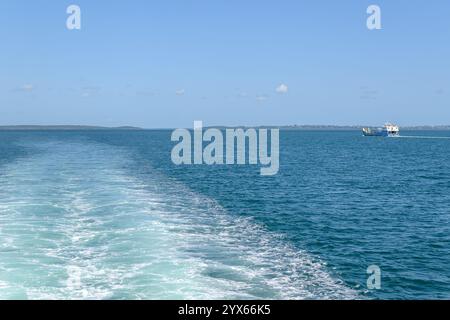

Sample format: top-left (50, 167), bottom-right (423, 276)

top-left (0, 130), bottom-right (449, 299)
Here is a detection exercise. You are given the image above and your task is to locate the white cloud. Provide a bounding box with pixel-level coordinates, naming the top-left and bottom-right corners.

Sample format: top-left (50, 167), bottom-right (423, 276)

top-left (175, 89), bottom-right (185, 96)
top-left (360, 86), bottom-right (378, 100)
top-left (22, 84), bottom-right (34, 91)
top-left (256, 95), bottom-right (269, 102)
top-left (275, 83), bottom-right (288, 94)
top-left (136, 89), bottom-right (157, 97)
top-left (81, 86), bottom-right (101, 98)
top-left (14, 84), bottom-right (34, 92)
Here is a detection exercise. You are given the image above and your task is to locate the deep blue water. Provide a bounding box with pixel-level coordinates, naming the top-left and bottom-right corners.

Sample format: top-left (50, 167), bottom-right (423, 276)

top-left (0, 130), bottom-right (449, 299)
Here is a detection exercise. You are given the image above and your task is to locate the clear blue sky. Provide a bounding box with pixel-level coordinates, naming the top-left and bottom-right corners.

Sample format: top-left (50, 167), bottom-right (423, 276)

top-left (1, 0), bottom-right (449, 127)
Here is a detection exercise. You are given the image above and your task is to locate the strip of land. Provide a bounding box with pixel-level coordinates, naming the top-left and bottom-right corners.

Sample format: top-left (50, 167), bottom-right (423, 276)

top-left (1, 125), bottom-right (450, 131)
top-left (208, 125), bottom-right (450, 131)
top-left (0, 125), bottom-right (143, 131)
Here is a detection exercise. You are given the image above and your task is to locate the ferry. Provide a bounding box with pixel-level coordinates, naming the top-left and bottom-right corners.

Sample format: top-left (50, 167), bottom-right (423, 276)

top-left (362, 123), bottom-right (399, 137)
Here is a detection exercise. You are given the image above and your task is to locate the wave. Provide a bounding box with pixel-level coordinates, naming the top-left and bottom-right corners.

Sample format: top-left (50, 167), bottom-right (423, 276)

top-left (0, 139), bottom-right (357, 299)
top-left (396, 135), bottom-right (450, 140)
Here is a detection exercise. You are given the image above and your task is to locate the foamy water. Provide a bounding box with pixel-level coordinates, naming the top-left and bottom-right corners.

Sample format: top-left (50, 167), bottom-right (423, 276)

top-left (0, 139), bottom-right (356, 299)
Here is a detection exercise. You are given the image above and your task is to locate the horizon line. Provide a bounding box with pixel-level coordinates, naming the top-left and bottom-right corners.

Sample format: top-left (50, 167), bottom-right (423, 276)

top-left (2, 124), bottom-right (450, 131)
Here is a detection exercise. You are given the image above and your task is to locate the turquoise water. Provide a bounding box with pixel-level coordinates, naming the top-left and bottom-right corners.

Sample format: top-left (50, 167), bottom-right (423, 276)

top-left (0, 130), bottom-right (449, 299)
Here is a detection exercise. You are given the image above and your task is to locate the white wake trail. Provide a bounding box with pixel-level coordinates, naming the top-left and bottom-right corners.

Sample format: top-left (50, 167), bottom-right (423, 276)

top-left (0, 140), bottom-right (358, 300)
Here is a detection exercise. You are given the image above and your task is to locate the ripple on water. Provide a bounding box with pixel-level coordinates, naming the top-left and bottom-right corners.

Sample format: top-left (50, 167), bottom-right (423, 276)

top-left (0, 140), bottom-right (356, 299)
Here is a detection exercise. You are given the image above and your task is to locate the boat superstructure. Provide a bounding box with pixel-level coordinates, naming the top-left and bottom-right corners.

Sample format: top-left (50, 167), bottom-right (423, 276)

top-left (362, 123), bottom-right (399, 137)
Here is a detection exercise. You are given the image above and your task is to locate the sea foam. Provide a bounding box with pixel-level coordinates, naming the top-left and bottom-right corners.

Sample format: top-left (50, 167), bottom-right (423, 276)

top-left (0, 139), bottom-right (356, 299)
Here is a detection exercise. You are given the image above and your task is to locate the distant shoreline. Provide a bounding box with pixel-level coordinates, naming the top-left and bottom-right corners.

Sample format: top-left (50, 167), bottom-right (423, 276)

top-left (0, 125), bottom-right (143, 131)
top-left (1, 125), bottom-right (450, 131)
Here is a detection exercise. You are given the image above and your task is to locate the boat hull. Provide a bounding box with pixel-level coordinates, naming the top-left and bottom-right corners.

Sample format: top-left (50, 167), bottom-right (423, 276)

top-left (362, 125), bottom-right (400, 137)
top-left (363, 131), bottom-right (390, 137)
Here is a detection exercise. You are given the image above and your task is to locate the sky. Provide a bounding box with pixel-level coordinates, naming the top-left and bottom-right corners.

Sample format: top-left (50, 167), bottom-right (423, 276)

top-left (0, 0), bottom-right (449, 128)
